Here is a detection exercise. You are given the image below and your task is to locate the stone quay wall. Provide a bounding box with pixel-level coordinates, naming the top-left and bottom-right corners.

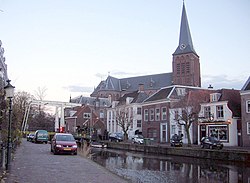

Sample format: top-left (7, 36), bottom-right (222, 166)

top-left (106, 142), bottom-right (250, 163)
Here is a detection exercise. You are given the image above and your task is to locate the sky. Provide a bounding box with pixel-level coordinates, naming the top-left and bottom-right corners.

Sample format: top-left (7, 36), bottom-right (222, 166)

top-left (0, 0), bottom-right (249, 102)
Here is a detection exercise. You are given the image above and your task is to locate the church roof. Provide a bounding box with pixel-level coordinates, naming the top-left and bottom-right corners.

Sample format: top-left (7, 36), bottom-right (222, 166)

top-left (173, 2), bottom-right (198, 56)
top-left (91, 73), bottom-right (173, 95)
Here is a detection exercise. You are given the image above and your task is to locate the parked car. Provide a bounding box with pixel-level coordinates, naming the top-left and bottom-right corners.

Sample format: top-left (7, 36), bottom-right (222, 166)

top-left (132, 135), bottom-right (144, 144)
top-left (200, 136), bottom-right (223, 149)
top-left (51, 133), bottom-right (77, 155)
top-left (26, 133), bottom-right (35, 142)
top-left (109, 132), bottom-right (124, 142)
top-left (34, 130), bottom-right (49, 144)
top-left (170, 134), bottom-right (183, 147)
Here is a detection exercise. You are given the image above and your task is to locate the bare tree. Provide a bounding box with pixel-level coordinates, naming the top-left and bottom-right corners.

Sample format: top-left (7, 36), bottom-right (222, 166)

top-left (34, 86), bottom-right (47, 100)
top-left (13, 91), bottom-right (35, 132)
top-left (171, 90), bottom-right (211, 146)
top-left (34, 86), bottom-right (47, 112)
top-left (116, 107), bottom-right (131, 141)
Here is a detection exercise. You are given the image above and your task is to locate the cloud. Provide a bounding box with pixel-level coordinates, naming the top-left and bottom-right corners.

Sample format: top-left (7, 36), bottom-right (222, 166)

top-left (63, 85), bottom-right (93, 93)
top-left (202, 74), bottom-right (246, 90)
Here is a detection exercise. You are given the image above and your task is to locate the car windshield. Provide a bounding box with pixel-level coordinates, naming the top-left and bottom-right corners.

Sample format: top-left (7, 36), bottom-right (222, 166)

top-left (56, 135), bottom-right (75, 141)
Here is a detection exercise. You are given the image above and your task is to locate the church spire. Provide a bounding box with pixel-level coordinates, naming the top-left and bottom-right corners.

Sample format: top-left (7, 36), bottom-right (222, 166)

top-left (173, 2), bottom-right (197, 56)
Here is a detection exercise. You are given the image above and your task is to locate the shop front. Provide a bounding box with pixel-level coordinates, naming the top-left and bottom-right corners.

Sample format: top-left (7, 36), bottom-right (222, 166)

top-left (198, 120), bottom-right (238, 146)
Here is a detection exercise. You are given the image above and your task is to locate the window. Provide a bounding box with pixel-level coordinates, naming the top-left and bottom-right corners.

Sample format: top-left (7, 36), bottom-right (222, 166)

top-left (137, 107), bottom-right (142, 115)
top-left (186, 62), bottom-right (190, 74)
top-left (130, 119), bottom-right (133, 129)
top-left (247, 122), bottom-right (250, 135)
top-left (216, 105), bottom-right (224, 118)
top-left (148, 128), bottom-right (157, 138)
top-left (150, 108), bottom-right (154, 121)
top-left (176, 63), bottom-right (180, 75)
top-left (137, 120), bottom-right (142, 128)
top-left (204, 106), bottom-right (211, 119)
top-left (144, 109), bottom-right (148, 121)
top-left (83, 113), bottom-right (91, 118)
top-left (162, 107), bottom-right (167, 120)
top-left (176, 88), bottom-right (186, 96)
top-left (171, 125), bottom-right (176, 134)
top-left (247, 100), bottom-right (250, 113)
top-left (174, 110), bottom-right (179, 120)
top-left (210, 93), bottom-right (221, 102)
top-left (209, 125), bottom-right (228, 141)
top-left (155, 108), bottom-right (160, 121)
top-left (181, 63), bottom-right (185, 74)
top-left (100, 110), bottom-right (104, 118)
top-left (108, 111), bottom-right (112, 120)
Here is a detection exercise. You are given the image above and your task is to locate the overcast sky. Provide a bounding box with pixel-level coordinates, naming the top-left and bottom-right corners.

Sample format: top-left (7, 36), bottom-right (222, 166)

top-left (0, 0), bottom-right (249, 102)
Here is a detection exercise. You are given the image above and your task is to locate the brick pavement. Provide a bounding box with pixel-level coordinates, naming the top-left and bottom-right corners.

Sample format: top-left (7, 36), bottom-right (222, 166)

top-left (1, 139), bottom-right (129, 183)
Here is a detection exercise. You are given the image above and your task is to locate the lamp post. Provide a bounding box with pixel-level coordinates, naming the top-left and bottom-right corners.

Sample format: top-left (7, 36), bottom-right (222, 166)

top-left (4, 79), bottom-right (15, 170)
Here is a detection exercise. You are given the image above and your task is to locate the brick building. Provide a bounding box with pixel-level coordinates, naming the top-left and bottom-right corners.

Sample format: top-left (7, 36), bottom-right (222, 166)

top-left (241, 76), bottom-right (250, 146)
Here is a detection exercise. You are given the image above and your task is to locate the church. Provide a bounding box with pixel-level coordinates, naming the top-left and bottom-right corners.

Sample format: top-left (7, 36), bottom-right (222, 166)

top-left (90, 2), bottom-right (201, 102)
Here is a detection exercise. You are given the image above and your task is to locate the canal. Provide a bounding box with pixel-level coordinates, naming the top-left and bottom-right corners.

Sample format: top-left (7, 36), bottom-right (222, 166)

top-left (90, 148), bottom-right (250, 183)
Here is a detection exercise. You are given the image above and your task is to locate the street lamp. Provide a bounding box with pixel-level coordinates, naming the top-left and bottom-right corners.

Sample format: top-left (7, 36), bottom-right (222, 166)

top-left (4, 79), bottom-right (15, 170)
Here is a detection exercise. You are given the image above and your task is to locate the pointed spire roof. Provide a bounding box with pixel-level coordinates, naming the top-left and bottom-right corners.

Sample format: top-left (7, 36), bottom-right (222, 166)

top-left (173, 2), bottom-right (198, 56)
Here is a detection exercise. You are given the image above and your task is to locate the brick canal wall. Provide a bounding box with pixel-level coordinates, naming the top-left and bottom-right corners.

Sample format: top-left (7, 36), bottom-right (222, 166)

top-left (106, 142), bottom-right (250, 163)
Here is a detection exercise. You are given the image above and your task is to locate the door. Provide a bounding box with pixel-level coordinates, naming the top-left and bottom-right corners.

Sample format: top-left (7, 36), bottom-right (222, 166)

top-left (160, 123), bottom-right (168, 143)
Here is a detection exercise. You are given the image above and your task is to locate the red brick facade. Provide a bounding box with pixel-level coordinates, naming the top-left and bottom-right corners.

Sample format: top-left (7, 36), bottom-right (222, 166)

top-left (172, 53), bottom-right (201, 87)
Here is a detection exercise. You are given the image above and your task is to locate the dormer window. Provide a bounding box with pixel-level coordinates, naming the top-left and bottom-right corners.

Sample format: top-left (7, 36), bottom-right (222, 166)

top-left (126, 97), bottom-right (133, 104)
top-left (150, 78), bottom-right (155, 87)
top-left (176, 88), bottom-right (186, 96)
top-left (83, 113), bottom-right (91, 119)
top-left (126, 80), bottom-right (131, 89)
top-left (210, 93), bottom-right (221, 102)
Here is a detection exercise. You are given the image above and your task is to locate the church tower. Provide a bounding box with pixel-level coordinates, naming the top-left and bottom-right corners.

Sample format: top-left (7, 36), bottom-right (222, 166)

top-left (172, 2), bottom-right (201, 87)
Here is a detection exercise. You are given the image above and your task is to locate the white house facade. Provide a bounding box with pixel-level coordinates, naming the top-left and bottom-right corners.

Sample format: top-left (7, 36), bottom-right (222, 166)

top-left (169, 107), bottom-right (193, 144)
top-left (198, 91), bottom-right (241, 146)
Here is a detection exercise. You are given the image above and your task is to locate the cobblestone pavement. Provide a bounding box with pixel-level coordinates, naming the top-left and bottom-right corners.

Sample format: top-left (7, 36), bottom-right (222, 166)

top-left (2, 139), bottom-right (128, 183)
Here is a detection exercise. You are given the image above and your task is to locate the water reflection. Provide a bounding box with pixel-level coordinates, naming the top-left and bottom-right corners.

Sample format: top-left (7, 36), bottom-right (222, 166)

top-left (90, 148), bottom-right (250, 183)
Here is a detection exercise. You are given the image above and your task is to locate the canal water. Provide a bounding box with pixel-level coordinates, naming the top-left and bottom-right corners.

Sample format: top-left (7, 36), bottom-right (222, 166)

top-left (90, 148), bottom-right (250, 183)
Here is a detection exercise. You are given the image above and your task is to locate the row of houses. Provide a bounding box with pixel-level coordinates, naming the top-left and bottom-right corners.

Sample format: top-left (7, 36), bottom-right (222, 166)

top-left (65, 77), bottom-right (250, 147)
top-left (64, 2), bottom-right (250, 147)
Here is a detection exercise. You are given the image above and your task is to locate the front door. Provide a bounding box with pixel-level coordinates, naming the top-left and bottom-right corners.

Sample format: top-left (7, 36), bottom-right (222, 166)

top-left (160, 123), bottom-right (168, 143)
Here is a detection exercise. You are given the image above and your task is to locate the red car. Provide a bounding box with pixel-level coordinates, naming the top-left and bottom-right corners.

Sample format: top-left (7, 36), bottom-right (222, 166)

top-left (51, 133), bottom-right (77, 155)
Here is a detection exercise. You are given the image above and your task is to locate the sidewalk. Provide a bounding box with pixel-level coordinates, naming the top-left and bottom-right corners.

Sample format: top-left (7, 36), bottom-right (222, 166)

top-left (0, 139), bottom-right (129, 183)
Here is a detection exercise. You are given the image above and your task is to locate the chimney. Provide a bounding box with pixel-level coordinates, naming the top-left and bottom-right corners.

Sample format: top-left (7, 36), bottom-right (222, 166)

top-left (138, 84), bottom-right (144, 92)
top-left (208, 84), bottom-right (213, 89)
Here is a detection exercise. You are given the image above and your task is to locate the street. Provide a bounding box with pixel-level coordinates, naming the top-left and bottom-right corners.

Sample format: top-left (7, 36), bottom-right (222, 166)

top-left (3, 139), bottom-right (128, 183)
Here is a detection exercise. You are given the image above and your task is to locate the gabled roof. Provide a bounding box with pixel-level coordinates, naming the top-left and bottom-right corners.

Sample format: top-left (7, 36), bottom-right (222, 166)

top-left (172, 89), bottom-right (214, 108)
top-left (241, 76), bottom-right (250, 91)
top-left (91, 73), bottom-right (173, 96)
top-left (144, 86), bottom-right (174, 102)
top-left (73, 105), bottom-right (98, 119)
top-left (120, 73), bottom-right (172, 92)
top-left (173, 2), bottom-right (198, 56)
top-left (117, 90), bottom-right (149, 106)
top-left (71, 96), bottom-right (111, 107)
top-left (217, 89), bottom-right (241, 117)
top-left (144, 85), bottom-right (201, 103)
